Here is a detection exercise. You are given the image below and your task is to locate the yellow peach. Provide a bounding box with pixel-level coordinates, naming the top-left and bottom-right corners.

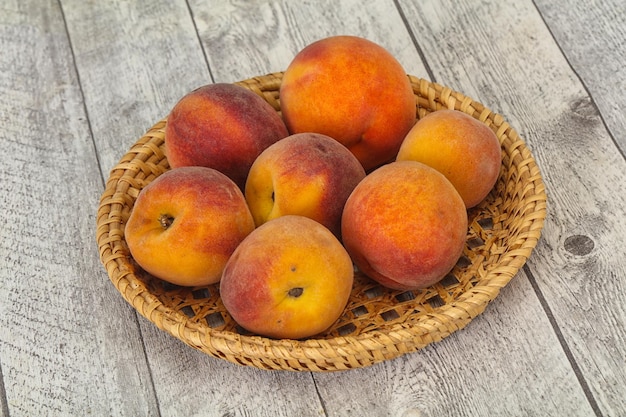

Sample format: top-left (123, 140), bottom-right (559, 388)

top-left (244, 132), bottom-right (366, 238)
top-left (220, 215), bottom-right (354, 339)
top-left (396, 109), bottom-right (501, 208)
top-left (280, 35), bottom-right (416, 171)
top-left (165, 83), bottom-right (289, 189)
top-left (341, 161), bottom-right (468, 290)
top-left (125, 167), bottom-right (255, 286)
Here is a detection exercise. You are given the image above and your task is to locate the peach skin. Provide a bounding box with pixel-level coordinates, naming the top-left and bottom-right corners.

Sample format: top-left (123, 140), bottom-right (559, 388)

top-left (220, 215), bottom-right (354, 340)
top-left (341, 161), bottom-right (468, 290)
top-left (397, 109), bottom-right (502, 208)
top-left (244, 132), bottom-right (366, 238)
top-left (280, 35), bottom-right (416, 171)
top-left (165, 83), bottom-right (289, 190)
top-left (124, 166), bottom-right (255, 286)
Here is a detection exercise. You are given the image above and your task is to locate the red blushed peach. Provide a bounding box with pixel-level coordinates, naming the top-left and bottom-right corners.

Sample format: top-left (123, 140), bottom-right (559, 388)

top-left (244, 132), bottom-right (366, 238)
top-left (341, 161), bottom-right (468, 290)
top-left (396, 109), bottom-right (502, 208)
top-left (220, 215), bottom-right (354, 340)
top-left (164, 83), bottom-right (289, 189)
top-left (280, 35), bottom-right (416, 171)
top-left (124, 166), bottom-right (255, 286)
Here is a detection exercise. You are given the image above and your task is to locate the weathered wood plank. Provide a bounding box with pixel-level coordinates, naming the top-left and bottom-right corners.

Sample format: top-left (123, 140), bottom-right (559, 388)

top-left (314, 276), bottom-right (595, 417)
top-left (61, 0), bottom-right (211, 174)
top-left (536, 0), bottom-right (626, 155)
top-left (190, 0), bottom-right (430, 82)
top-left (61, 1), bottom-right (327, 415)
top-left (9, 0), bottom-right (618, 416)
top-left (0, 363), bottom-right (8, 417)
top-left (0, 1), bottom-right (159, 415)
top-left (190, 1), bottom-right (596, 416)
top-left (139, 325), bottom-right (324, 416)
top-left (398, 0), bottom-right (626, 416)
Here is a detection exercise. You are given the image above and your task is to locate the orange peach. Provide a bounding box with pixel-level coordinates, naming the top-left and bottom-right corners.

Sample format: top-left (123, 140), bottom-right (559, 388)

top-left (341, 161), bottom-right (468, 290)
top-left (220, 215), bottom-right (354, 339)
top-left (165, 83), bottom-right (289, 189)
top-left (280, 35), bottom-right (416, 171)
top-left (396, 109), bottom-right (502, 208)
top-left (124, 166), bottom-right (255, 286)
top-left (244, 132), bottom-right (366, 238)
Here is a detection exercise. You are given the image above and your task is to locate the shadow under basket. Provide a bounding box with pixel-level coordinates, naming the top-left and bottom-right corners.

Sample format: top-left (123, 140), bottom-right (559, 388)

top-left (96, 72), bottom-right (547, 372)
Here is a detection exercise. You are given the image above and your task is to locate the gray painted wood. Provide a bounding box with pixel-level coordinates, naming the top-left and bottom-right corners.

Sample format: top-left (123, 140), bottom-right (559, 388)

top-left (62, 0), bottom-right (211, 174)
top-left (535, 0), bottom-right (626, 155)
top-left (1, 0), bottom-right (624, 416)
top-left (60, 1), bottom-right (326, 416)
top-left (0, 1), bottom-right (158, 415)
top-left (399, 1), bottom-right (626, 416)
top-left (314, 276), bottom-right (596, 417)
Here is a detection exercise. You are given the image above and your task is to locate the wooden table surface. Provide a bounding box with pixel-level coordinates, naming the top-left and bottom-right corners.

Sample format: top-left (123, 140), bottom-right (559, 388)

top-left (1, 1), bottom-right (625, 416)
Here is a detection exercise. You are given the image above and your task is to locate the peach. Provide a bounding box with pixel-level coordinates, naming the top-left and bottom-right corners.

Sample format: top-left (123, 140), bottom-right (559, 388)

top-left (341, 161), bottom-right (468, 290)
top-left (164, 83), bottom-right (289, 189)
top-left (220, 215), bottom-right (354, 339)
top-left (124, 166), bottom-right (255, 286)
top-left (280, 35), bottom-right (416, 171)
top-left (244, 132), bottom-right (366, 238)
top-left (396, 109), bottom-right (502, 208)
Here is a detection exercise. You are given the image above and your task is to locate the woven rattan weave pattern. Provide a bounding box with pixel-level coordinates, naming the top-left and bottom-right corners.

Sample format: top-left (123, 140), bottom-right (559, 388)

top-left (96, 72), bottom-right (547, 372)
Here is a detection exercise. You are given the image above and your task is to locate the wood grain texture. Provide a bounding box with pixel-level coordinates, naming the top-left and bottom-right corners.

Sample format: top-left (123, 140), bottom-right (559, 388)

top-left (0, 363), bottom-right (7, 417)
top-left (399, 0), bottom-right (626, 416)
top-left (0, 1), bottom-right (158, 415)
top-left (535, 0), bottom-right (626, 155)
top-left (61, 0), bottom-right (211, 174)
top-left (62, 1), bottom-right (326, 415)
top-left (191, 1), bottom-right (600, 416)
top-left (314, 276), bottom-right (595, 417)
top-left (190, 0), bottom-right (430, 82)
top-left (2, 0), bottom-right (624, 415)
top-left (140, 324), bottom-right (325, 417)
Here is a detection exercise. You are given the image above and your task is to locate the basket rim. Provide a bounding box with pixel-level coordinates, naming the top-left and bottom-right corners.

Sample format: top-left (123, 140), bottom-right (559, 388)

top-left (96, 72), bottom-right (547, 371)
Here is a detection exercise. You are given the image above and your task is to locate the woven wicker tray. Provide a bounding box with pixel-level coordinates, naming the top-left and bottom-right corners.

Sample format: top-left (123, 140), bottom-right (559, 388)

top-left (96, 72), bottom-right (547, 372)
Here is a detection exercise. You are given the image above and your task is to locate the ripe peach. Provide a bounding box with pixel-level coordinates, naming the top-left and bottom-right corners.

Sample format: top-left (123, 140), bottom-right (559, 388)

top-left (396, 109), bottom-right (502, 208)
top-left (244, 132), bottom-right (366, 238)
top-left (124, 166), bottom-right (255, 286)
top-left (280, 35), bottom-right (416, 171)
top-left (220, 215), bottom-right (354, 339)
top-left (341, 161), bottom-right (468, 290)
top-left (164, 83), bottom-right (289, 189)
